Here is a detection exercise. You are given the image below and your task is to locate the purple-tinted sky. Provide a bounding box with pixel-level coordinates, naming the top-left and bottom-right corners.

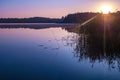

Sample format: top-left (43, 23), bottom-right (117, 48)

top-left (0, 0), bottom-right (119, 18)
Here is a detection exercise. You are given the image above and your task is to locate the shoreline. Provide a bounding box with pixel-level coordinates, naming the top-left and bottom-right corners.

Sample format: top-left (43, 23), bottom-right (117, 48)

top-left (0, 23), bottom-right (79, 29)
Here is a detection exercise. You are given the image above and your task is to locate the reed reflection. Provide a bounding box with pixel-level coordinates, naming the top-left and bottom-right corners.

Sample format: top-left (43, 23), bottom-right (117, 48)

top-left (63, 14), bottom-right (120, 71)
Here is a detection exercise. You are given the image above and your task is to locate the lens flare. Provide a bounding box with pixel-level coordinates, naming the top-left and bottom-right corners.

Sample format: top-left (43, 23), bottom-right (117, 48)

top-left (100, 5), bottom-right (113, 14)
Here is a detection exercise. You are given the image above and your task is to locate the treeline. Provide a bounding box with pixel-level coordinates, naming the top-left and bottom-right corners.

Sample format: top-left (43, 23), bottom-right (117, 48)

top-left (62, 12), bottom-right (98, 23)
top-left (0, 17), bottom-right (62, 23)
top-left (1, 12), bottom-right (120, 23)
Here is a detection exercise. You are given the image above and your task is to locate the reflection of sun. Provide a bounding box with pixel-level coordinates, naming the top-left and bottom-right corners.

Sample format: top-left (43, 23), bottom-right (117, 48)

top-left (100, 5), bottom-right (113, 14)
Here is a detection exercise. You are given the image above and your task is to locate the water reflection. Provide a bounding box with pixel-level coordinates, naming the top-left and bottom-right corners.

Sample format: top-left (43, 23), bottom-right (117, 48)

top-left (0, 23), bottom-right (78, 29)
top-left (1, 23), bottom-right (120, 71)
top-left (63, 20), bottom-right (120, 71)
top-left (0, 23), bottom-right (120, 79)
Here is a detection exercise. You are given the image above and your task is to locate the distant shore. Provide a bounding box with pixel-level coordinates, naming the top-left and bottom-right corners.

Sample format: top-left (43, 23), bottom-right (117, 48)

top-left (0, 23), bottom-right (78, 29)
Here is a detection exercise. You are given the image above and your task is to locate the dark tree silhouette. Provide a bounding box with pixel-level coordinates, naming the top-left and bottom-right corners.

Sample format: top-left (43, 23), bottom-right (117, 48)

top-left (62, 12), bottom-right (98, 23)
top-left (63, 13), bottom-right (120, 71)
top-left (0, 17), bottom-right (62, 23)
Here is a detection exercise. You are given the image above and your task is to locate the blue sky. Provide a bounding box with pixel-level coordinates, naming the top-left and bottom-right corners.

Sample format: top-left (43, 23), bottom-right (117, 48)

top-left (0, 0), bottom-right (119, 18)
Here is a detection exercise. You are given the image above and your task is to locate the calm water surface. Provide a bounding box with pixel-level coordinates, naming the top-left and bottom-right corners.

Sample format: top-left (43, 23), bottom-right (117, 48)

top-left (0, 23), bottom-right (120, 80)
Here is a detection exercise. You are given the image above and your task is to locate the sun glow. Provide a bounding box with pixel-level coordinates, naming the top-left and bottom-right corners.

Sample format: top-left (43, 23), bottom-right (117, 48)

top-left (100, 5), bottom-right (113, 14)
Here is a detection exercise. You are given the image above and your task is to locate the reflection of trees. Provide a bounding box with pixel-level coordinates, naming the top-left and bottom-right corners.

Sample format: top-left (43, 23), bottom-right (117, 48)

top-left (63, 14), bottom-right (120, 71)
top-left (0, 24), bottom-right (78, 29)
top-left (76, 30), bottom-right (120, 71)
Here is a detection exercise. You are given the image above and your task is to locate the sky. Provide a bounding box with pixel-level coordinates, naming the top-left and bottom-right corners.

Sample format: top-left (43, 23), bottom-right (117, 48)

top-left (0, 0), bottom-right (120, 18)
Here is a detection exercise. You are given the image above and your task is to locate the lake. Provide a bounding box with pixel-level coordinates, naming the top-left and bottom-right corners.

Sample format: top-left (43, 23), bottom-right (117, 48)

top-left (0, 23), bottom-right (120, 80)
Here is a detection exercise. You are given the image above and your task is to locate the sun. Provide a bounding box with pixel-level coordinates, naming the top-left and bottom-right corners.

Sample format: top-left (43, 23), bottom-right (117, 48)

top-left (100, 5), bottom-right (113, 14)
